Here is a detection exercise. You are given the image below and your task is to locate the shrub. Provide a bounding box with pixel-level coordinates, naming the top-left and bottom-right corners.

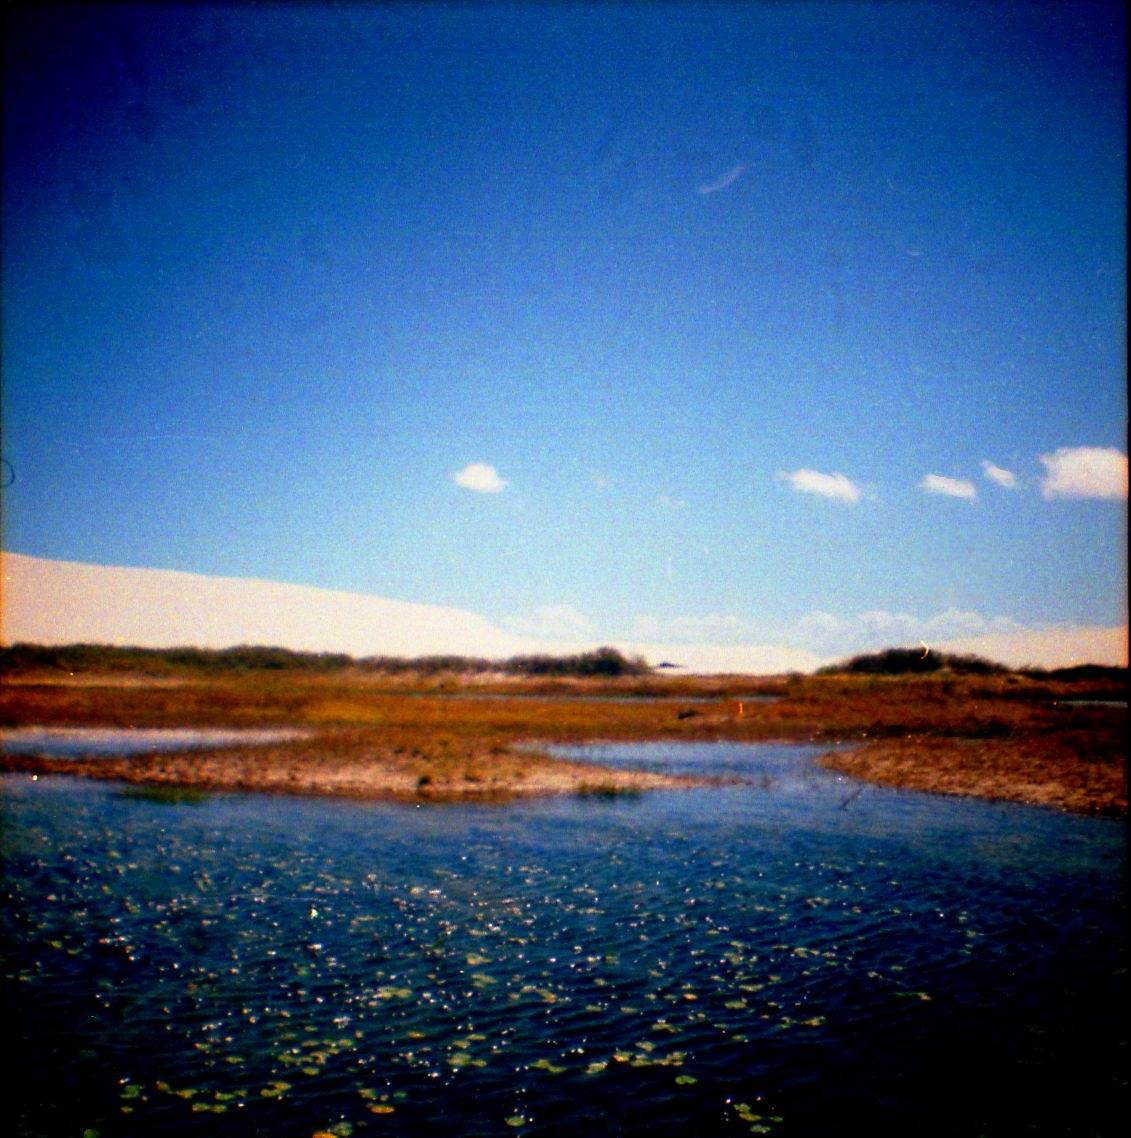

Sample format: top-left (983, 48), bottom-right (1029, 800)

top-left (0, 642), bottom-right (653, 678)
top-left (818, 647), bottom-right (1009, 676)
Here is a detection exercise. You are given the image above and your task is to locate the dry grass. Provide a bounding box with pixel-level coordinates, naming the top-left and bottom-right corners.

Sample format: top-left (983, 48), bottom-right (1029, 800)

top-left (1, 668), bottom-right (1124, 813)
top-left (3, 730), bottom-right (697, 803)
top-left (820, 734), bottom-right (1125, 817)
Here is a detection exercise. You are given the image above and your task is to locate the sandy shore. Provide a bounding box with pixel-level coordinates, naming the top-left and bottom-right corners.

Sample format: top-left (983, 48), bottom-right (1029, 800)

top-left (0, 731), bottom-right (704, 803)
top-left (7, 731), bottom-right (1123, 815)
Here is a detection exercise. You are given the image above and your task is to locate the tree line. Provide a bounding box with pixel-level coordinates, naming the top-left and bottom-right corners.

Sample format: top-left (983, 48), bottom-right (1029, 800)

top-left (816, 646), bottom-right (1126, 683)
top-left (0, 642), bottom-right (652, 678)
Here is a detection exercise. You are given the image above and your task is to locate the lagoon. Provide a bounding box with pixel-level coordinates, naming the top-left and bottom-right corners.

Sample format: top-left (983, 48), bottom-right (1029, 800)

top-left (0, 726), bottom-right (306, 759)
top-left (1, 742), bottom-right (1125, 1136)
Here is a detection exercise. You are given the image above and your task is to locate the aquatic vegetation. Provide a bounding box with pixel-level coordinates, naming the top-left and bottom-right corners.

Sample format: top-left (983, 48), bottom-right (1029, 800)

top-left (1, 738), bottom-right (1126, 1136)
top-left (117, 785), bottom-right (211, 806)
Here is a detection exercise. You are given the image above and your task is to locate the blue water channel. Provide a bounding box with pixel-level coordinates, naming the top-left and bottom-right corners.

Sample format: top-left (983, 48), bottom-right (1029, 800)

top-left (1, 740), bottom-right (1125, 1137)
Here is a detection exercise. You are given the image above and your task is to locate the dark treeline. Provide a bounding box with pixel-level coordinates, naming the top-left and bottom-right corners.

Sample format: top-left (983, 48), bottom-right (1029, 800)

top-left (0, 643), bottom-right (354, 673)
top-left (1, 642), bottom-right (1123, 685)
top-left (818, 646), bottom-right (1127, 684)
top-left (361, 646), bottom-right (651, 677)
top-left (817, 647), bottom-right (1007, 676)
top-left (0, 643), bottom-right (652, 678)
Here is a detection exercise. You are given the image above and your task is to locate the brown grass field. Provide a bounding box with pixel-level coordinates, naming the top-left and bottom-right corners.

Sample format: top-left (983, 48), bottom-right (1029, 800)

top-left (0, 666), bottom-right (1125, 815)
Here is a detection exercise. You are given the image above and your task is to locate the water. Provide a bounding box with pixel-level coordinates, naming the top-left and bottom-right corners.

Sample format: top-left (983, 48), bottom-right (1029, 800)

top-left (1, 742), bottom-right (1125, 1137)
top-left (398, 692), bottom-right (782, 704)
top-left (0, 727), bottom-right (305, 759)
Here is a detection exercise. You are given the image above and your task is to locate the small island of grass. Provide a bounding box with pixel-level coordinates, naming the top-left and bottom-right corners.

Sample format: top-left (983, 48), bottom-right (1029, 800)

top-left (1, 644), bottom-right (1125, 815)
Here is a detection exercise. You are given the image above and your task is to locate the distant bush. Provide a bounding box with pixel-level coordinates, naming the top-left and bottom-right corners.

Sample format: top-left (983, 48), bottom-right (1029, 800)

top-left (0, 642), bottom-right (653, 678)
top-left (0, 642), bottom-right (361, 674)
top-left (935, 653), bottom-right (1012, 676)
top-left (818, 647), bottom-right (1009, 676)
top-left (504, 647), bottom-right (651, 678)
top-left (361, 647), bottom-right (651, 678)
top-left (817, 647), bottom-right (941, 675)
top-left (1020, 663), bottom-right (1128, 684)
top-left (358, 654), bottom-right (496, 675)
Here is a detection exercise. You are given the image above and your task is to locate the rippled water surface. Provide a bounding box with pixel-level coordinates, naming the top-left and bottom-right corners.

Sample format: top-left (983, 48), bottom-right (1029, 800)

top-left (0, 727), bottom-right (306, 758)
top-left (1, 742), bottom-right (1125, 1137)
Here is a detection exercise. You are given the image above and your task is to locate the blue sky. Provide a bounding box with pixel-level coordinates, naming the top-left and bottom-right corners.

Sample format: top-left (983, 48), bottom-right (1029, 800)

top-left (2, 2), bottom-right (1126, 661)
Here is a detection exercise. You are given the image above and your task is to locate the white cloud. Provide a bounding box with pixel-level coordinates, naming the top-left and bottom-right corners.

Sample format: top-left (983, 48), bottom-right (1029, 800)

top-left (626, 612), bottom-right (754, 645)
top-left (780, 468), bottom-right (861, 503)
top-left (1039, 446), bottom-right (1128, 500)
top-left (505, 604), bottom-right (597, 642)
top-left (656, 494), bottom-right (687, 510)
top-left (622, 641), bottom-right (824, 675)
top-left (926, 608), bottom-right (1025, 638)
top-left (626, 607), bottom-right (1125, 673)
top-left (794, 610), bottom-right (843, 636)
top-left (697, 163), bottom-right (746, 195)
top-left (980, 460), bottom-right (1017, 488)
top-left (790, 606), bottom-right (1025, 658)
top-left (921, 473), bottom-right (977, 500)
top-left (625, 614), bottom-right (663, 642)
top-left (453, 462), bottom-right (508, 493)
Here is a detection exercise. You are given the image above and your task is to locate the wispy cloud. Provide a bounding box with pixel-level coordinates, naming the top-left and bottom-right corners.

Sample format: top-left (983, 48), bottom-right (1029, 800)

top-left (780, 468), bottom-right (861, 503)
top-left (921, 473), bottom-right (976, 500)
top-left (505, 604), bottom-right (597, 641)
top-left (626, 613), bottom-right (754, 645)
top-left (791, 608), bottom-right (1126, 669)
top-left (624, 606), bottom-right (1073, 667)
top-left (792, 607), bottom-right (1025, 658)
top-left (656, 493), bottom-right (687, 510)
top-left (697, 163), bottom-right (747, 195)
top-left (1039, 446), bottom-right (1128, 500)
top-left (453, 462), bottom-right (507, 493)
top-left (980, 460), bottom-right (1017, 488)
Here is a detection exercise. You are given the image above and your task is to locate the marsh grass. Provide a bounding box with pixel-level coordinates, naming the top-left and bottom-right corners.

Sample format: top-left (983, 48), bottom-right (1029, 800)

top-left (1, 666), bottom-right (1124, 813)
top-left (115, 785), bottom-right (211, 806)
top-left (575, 783), bottom-right (644, 800)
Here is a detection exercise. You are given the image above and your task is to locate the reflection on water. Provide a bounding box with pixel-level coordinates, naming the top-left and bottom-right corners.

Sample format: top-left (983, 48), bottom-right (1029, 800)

top-left (403, 691), bottom-right (783, 704)
top-left (1, 742), bottom-right (1125, 1137)
top-left (0, 726), bottom-right (306, 758)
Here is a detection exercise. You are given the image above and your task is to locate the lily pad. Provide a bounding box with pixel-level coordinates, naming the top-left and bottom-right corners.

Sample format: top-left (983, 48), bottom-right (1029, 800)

top-left (532, 1058), bottom-right (566, 1074)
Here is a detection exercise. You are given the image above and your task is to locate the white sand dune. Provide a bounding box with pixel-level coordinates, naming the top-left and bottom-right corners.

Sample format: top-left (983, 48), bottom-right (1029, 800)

top-left (1, 552), bottom-right (1124, 673)
top-left (2, 552), bottom-right (822, 672)
top-left (1, 552), bottom-right (534, 659)
top-left (934, 626), bottom-right (1128, 671)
